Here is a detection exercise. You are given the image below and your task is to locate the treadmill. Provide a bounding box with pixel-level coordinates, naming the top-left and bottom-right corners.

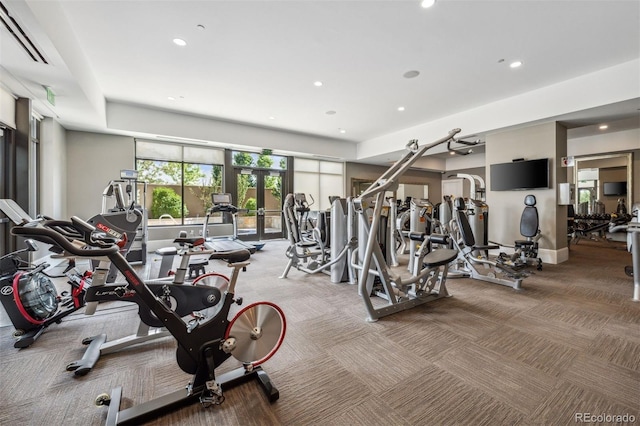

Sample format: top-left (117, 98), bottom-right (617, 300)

top-left (202, 193), bottom-right (263, 254)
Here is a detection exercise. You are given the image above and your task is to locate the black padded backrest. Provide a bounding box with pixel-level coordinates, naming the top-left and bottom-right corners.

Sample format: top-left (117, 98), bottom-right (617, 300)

top-left (520, 206), bottom-right (539, 238)
top-left (316, 211), bottom-right (330, 246)
top-left (454, 197), bottom-right (475, 247)
top-left (282, 194), bottom-right (302, 244)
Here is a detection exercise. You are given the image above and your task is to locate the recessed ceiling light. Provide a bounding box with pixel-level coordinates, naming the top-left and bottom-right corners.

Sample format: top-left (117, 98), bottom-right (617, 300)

top-left (339, 128), bottom-right (346, 134)
top-left (196, 24), bottom-right (205, 30)
top-left (397, 106), bottom-right (405, 112)
top-left (167, 96), bottom-right (176, 101)
top-left (449, 151), bottom-right (456, 155)
top-left (599, 124), bottom-right (608, 130)
top-left (268, 116), bottom-right (276, 120)
top-left (326, 110), bottom-right (336, 115)
top-left (314, 81), bottom-right (323, 87)
top-left (421, 0), bottom-right (436, 8)
top-left (173, 38), bottom-right (187, 46)
top-left (403, 70), bottom-right (420, 79)
top-left (510, 60), bottom-right (523, 68)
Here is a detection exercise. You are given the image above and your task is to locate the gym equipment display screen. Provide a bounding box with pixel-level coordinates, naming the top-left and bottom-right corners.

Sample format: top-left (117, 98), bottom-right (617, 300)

top-left (490, 158), bottom-right (550, 191)
top-left (212, 193), bottom-right (231, 204)
top-left (603, 181), bottom-right (627, 196)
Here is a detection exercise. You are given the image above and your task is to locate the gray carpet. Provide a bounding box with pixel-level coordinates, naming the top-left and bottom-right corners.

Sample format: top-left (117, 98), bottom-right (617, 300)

top-left (0, 239), bottom-right (638, 425)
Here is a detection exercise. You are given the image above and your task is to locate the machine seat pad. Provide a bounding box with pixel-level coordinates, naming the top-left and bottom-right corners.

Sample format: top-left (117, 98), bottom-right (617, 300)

top-left (155, 247), bottom-right (178, 256)
top-left (515, 240), bottom-right (534, 247)
top-left (423, 248), bottom-right (458, 267)
top-left (472, 244), bottom-right (500, 251)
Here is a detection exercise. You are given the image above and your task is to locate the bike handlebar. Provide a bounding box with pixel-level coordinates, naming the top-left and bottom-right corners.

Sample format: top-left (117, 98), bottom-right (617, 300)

top-left (11, 216), bottom-right (120, 257)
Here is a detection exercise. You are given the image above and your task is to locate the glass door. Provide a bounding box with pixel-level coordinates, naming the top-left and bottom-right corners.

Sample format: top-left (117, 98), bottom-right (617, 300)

top-left (235, 169), bottom-right (284, 240)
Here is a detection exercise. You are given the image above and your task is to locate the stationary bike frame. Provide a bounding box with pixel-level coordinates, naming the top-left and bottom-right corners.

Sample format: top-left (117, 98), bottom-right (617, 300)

top-left (12, 218), bottom-right (284, 425)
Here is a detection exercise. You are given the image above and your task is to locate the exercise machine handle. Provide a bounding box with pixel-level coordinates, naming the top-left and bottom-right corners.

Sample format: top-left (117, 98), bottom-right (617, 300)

top-left (11, 217), bottom-right (120, 257)
top-left (357, 128), bottom-right (461, 201)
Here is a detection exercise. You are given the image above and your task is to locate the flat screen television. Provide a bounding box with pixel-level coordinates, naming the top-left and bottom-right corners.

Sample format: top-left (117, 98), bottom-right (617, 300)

top-left (603, 181), bottom-right (627, 196)
top-left (490, 158), bottom-right (550, 191)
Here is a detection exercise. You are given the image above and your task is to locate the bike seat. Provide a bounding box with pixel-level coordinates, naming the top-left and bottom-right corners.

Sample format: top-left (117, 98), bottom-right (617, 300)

top-left (209, 249), bottom-right (251, 263)
top-left (173, 237), bottom-right (205, 247)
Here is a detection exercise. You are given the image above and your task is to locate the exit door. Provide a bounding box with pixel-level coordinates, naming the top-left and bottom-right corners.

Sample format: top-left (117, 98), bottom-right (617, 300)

top-left (234, 169), bottom-right (284, 240)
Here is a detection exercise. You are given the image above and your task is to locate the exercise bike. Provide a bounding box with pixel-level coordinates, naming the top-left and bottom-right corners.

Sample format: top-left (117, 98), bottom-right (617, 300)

top-left (66, 234), bottom-right (232, 376)
top-left (12, 216), bottom-right (286, 425)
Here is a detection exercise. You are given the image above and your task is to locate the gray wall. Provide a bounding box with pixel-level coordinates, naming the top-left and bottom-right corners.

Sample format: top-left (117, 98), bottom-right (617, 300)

top-left (345, 162), bottom-right (444, 203)
top-left (66, 131), bottom-right (135, 219)
top-left (486, 122), bottom-right (568, 263)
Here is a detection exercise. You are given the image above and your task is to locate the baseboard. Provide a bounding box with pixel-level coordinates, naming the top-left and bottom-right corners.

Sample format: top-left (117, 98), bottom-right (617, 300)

top-left (539, 247), bottom-right (569, 264)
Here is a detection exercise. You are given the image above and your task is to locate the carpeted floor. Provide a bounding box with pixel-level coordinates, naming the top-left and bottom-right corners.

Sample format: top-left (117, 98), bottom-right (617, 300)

top-left (0, 238), bottom-right (638, 425)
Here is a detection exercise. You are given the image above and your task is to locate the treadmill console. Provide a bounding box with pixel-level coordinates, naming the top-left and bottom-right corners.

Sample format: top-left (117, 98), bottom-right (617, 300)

top-left (212, 193), bottom-right (232, 205)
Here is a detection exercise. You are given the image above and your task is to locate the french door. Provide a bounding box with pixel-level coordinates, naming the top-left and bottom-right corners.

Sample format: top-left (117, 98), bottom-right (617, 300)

top-left (234, 168), bottom-right (285, 240)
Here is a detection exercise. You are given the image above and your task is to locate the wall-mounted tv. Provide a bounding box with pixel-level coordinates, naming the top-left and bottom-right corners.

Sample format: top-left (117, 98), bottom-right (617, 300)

top-left (490, 158), bottom-right (550, 191)
top-left (603, 181), bottom-right (627, 196)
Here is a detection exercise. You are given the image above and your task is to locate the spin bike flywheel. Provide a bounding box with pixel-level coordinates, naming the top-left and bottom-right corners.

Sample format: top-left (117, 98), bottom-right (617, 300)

top-left (225, 302), bottom-right (286, 366)
top-left (13, 271), bottom-right (58, 324)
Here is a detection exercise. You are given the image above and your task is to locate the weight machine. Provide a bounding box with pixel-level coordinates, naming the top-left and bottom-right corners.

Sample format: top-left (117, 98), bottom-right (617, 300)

top-left (351, 129), bottom-right (461, 322)
top-left (449, 197), bottom-right (527, 290)
top-left (280, 193), bottom-right (356, 283)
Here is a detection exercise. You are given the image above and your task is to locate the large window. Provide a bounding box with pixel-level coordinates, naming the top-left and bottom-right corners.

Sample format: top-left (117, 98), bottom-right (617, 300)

top-left (136, 141), bottom-right (224, 226)
top-left (294, 158), bottom-right (344, 211)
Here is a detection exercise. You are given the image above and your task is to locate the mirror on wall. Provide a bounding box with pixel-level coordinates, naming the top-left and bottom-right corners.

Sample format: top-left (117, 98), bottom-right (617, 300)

top-left (573, 153), bottom-right (632, 215)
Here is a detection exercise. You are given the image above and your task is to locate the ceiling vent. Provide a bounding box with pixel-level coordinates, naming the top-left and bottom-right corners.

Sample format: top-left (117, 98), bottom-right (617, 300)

top-left (0, 2), bottom-right (48, 64)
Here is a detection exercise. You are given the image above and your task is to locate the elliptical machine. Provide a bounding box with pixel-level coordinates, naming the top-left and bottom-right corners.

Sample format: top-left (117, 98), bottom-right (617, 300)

top-left (280, 193), bottom-right (356, 283)
top-left (12, 216), bottom-right (286, 425)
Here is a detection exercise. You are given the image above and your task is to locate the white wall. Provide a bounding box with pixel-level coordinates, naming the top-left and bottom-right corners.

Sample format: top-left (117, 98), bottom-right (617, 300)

top-left (107, 102), bottom-right (357, 160)
top-left (568, 128), bottom-right (639, 157)
top-left (0, 86), bottom-right (16, 128)
top-left (358, 59), bottom-right (639, 162)
top-left (66, 131), bottom-right (135, 219)
top-left (39, 118), bottom-right (67, 218)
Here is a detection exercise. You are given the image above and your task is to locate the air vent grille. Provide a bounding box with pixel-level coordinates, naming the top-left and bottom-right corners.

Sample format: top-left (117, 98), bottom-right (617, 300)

top-left (0, 2), bottom-right (48, 64)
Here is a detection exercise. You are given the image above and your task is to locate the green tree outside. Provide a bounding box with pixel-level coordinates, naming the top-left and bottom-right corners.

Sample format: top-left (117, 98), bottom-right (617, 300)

top-left (234, 152), bottom-right (255, 210)
top-left (150, 187), bottom-right (189, 219)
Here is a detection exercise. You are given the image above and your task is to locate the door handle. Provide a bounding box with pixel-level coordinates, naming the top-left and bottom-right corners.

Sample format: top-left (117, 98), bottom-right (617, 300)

top-left (257, 208), bottom-right (265, 216)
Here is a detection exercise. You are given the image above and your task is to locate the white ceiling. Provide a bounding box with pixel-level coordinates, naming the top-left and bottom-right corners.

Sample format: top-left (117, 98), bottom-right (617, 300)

top-left (1, 0), bottom-right (639, 163)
